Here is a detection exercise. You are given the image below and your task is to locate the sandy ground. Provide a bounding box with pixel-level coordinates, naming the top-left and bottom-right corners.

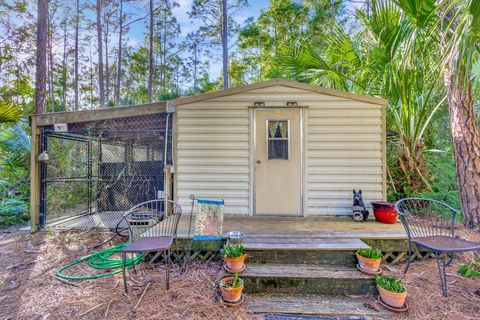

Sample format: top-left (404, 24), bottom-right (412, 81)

top-left (0, 226), bottom-right (479, 320)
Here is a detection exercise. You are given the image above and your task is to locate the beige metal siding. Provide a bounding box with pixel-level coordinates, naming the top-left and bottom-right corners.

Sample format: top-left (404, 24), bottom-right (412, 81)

top-left (304, 97), bottom-right (385, 215)
top-left (175, 84), bottom-right (385, 216)
top-left (175, 100), bottom-right (251, 215)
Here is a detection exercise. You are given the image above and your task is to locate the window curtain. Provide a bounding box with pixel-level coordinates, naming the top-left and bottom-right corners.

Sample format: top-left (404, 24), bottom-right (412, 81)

top-left (268, 121), bottom-right (277, 138)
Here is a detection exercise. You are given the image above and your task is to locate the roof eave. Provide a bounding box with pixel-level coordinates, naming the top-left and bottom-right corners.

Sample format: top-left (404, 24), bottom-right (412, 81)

top-left (172, 79), bottom-right (388, 106)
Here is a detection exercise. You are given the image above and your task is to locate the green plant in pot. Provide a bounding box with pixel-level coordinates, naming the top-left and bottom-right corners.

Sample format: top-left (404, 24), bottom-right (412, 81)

top-left (356, 248), bottom-right (382, 272)
top-left (221, 244), bottom-right (246, 272)
top-left (219, 273), bottom-right (244, 303)
top-left (376, 275), bottom-right (407, 308)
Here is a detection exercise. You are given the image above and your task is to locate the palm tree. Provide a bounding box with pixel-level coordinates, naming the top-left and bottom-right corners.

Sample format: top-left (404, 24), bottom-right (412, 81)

top-left (277, 1), bottom-right (444, 195)
top-left (392, 0), bottom-right (480, 227)
top-left (0, 101), bottom-right (30, 171)
top-left (435, 0), bottom-right (480, 228)
top-left (0, 102), bottom-right (30, 225)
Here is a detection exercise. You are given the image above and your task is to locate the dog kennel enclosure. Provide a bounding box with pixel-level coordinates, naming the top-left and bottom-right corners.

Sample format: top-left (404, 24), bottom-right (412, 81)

top-left (30, 102), bottom-right (172, 230)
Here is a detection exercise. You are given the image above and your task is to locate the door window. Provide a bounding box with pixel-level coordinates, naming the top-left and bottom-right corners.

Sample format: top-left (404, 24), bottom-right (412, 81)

top-left (267, 120), bottom-right (289, 160)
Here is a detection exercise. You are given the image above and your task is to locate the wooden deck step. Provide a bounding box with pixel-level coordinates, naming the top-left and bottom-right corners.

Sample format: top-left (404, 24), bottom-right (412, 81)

top-left (243, 237), bottom-right (369, 250)
top-left (242, 263), bottom-right (376, 295)
top-left (246, 293), bottom-right (390, 317)
top-left (244, 238), bottom-right (369, 265)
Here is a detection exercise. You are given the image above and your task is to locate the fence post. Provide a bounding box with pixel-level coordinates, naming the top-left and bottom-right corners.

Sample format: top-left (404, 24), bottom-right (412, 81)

top-left (164, 164), bottom-right (171, 213)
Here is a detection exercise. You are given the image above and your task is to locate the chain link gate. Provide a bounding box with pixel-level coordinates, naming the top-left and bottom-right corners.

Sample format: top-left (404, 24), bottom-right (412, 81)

top-left (39, 113), bottom-right (172, 230)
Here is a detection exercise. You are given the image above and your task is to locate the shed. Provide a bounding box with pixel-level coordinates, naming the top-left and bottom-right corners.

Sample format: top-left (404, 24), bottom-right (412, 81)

top-left (172, 79), bottom-right (387, 217)
top-left (29, 79), bottom-right (387, 231)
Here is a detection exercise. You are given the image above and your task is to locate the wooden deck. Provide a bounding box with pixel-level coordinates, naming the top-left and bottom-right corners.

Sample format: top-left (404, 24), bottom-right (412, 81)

top-left (47, 213), bottom-right (407, 241)
top-left (176, 216), bottom-right (407, 239)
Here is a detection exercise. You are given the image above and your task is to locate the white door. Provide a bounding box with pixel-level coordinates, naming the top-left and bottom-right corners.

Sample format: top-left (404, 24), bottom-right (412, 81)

top-left (254, 109), bottom-right (302, 215)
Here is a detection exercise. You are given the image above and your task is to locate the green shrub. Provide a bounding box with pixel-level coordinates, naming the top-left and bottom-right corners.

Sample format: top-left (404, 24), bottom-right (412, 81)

top-left (357, 248), bottom-right (382, 260)
top-left (221, 244), bottom-right (245, 258)
top-left (0, 197), bottom-right (28, 226)
top-left (415, 151), bottom-right (461, 221)
top-left (376, 275), bottom-right (406, 293)
top-left (458, 260), bottom-right (480, 278)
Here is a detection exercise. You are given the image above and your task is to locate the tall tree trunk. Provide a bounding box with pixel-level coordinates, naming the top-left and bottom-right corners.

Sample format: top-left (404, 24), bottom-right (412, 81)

top-left (74, 0), bottom-right (79, 110)
top-left (89, 42), bottom-right (94, 108)
top-left (444, 63), bottom-right (480, 228)
top-left (147, 0), bottom-right (154, 102)
top-left (221, 0), bottom-right (228, 89)
top-left (193, 42), bottom-right (198, 90)
top-left (115, 0), bottom-right (123, 104)
top-left (47, 11), bottom-right (54, 112)
top-left (162, 20), bottom-right (166, 92)
top-left (96, 0), bottom-right (105, 109)
top-left (62, 19), bottom-right (67, 108)
top-left (105, 20), bottom-right (110, 103)
top-left (35, 0), bottom-right (48, 114)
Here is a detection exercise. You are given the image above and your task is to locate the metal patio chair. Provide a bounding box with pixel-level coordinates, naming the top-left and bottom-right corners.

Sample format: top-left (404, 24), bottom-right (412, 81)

top-left (121, 199), bottom-right (182, 293)
top-left (395, 198), bottom-right (480, 296)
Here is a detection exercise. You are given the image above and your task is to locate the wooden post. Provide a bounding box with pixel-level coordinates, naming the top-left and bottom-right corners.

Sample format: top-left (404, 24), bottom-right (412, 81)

top-left (164, 164), bottom-right (171, 213)
top-left (30, 117), bottom-right (41, 231)
top-left (164, 164), bottom-right (171, 200)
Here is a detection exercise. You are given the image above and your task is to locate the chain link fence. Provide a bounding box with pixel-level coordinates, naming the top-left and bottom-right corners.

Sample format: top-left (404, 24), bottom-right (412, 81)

top-left (39, 113), bottom-right (172, 230)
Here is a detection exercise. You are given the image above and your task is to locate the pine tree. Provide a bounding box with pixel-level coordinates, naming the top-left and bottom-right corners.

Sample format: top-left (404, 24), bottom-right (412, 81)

top-left (35, 0), bottom-right (48, 114)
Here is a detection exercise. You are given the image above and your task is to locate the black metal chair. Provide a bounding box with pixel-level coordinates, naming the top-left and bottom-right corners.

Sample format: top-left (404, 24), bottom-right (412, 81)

top-left (121, 199), bottom-right (182, 293)
top-left (395, 198), bottom-right (480, 296)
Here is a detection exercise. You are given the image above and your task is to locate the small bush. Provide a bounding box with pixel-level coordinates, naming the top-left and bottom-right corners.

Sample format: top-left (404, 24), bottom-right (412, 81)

top-left (221, 244), bottom-right (245, 258)
top-left (458, 260), bottom-right (480, 278)
top-left (376, 275), bottom-right (406, 293)
top-left (357, 248), bottom-right (382, 260)
top-left (0, 197), bottom-right (28, 226)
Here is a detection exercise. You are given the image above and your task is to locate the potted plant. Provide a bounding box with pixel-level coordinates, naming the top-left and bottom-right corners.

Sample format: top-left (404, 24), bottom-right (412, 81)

top-left (376, 275), bottom-right (407, 308)
top-left (219, 273), bottom-right (244, 303)
top-left (356, 248), bottom-right (382, 272)
top-left (222, 244), bottom-right (246, 272)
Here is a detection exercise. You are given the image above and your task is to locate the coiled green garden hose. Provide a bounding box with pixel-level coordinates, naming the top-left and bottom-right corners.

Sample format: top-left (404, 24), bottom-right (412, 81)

top-left (55, 242), bottom-right (143, 281)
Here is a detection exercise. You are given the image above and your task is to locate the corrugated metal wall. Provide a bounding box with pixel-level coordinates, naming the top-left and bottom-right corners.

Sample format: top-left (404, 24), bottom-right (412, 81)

top-left (175, 84), bottom-right (385, 216)
top-left (175, 100), bottom-right (251, 215)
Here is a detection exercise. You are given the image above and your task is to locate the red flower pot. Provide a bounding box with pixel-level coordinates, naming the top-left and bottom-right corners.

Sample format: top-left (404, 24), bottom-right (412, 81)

top-left (372, 202), bottom-right (398, 224)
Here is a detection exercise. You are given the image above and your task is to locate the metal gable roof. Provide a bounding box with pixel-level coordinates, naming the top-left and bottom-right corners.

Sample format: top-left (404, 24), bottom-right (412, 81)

top-left (172, 78), bottom-right (388, 106)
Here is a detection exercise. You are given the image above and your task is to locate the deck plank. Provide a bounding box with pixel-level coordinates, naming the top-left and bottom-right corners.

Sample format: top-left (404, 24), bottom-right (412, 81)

top-left (246, 293), bottom-right (391, 317)
top-left (242, 263), bottom-right (372, 279)
top-left (243, 237), bottom-right (369, 251)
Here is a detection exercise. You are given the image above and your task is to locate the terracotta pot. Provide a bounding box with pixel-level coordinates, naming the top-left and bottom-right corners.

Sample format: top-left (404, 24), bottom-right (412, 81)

top-left (371, 202), bottom-right (398, 224)
top-left (356, 253), bottom-right (381, 272)
top-left (220, 277), bottom-right (244, 302)
top-left (225, 254), bottom-right (246, 271)
top-left (377, 285), bottom-right (407, 308)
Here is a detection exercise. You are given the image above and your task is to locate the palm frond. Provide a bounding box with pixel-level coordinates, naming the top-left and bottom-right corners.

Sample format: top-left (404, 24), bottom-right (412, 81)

top-left (0, 102), bottom-right (22, 123)
top-left (438, 0), bottom-right (480, 85)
